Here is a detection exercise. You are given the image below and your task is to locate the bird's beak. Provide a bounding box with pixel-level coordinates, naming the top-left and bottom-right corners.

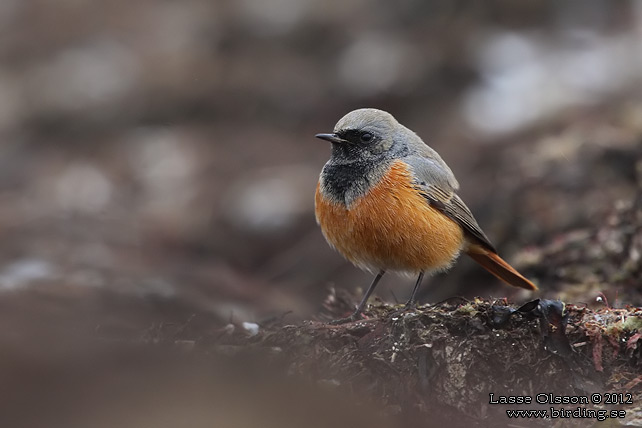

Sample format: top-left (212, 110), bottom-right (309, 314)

top-left (315, 133), bottom-right (349, 144)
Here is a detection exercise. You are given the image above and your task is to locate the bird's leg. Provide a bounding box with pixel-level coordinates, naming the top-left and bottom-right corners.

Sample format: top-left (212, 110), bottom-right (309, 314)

top-left (404, 271), bottom-right (425, 309)
top-left (330, 270), bottom-right (385, 324)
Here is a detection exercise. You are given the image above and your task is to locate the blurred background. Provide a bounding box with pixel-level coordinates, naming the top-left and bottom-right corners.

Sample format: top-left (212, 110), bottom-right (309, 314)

top-left (1, 1), bottom-right (641, 426)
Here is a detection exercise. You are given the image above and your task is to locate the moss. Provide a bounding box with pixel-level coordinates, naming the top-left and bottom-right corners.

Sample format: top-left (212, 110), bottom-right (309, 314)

top-left (217, 298), bottom-right (642, 426)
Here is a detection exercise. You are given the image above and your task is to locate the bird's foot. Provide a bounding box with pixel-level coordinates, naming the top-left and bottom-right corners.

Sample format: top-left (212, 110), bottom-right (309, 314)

top-left (404, 300), bottom-right (417, 311)
top-left (390, 301), bottom-right (418, 318)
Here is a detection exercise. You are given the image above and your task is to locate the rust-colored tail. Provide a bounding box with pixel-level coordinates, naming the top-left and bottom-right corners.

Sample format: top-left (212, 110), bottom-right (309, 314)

top-left (466, 245), bottom-right (537, 291)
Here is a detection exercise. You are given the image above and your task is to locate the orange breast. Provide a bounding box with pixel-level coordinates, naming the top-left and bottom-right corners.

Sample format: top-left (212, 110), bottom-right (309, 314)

top-left (315, 160), bottom-right (464, 274)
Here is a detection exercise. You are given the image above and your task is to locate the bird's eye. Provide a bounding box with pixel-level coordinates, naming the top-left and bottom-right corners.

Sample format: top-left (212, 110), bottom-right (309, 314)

top-left (360, 132), bottom-right (373, 143)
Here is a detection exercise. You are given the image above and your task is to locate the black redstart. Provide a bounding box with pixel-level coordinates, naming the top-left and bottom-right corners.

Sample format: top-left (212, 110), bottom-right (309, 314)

top-left (315, 108), bottom-right (537, 323)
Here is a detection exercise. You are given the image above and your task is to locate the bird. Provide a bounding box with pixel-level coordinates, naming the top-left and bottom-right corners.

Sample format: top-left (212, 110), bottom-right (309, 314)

top-left (314, 108), bottom-right (537, 323)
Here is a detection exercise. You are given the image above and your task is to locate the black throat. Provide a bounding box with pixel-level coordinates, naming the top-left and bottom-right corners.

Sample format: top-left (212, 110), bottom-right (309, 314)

top-left (320, 160), bottom-right (373, 203)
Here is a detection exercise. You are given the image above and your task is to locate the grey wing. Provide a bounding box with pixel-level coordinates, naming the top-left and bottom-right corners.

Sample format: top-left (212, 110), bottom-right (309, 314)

top-left (404, 155), bottom-right (497, 253)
